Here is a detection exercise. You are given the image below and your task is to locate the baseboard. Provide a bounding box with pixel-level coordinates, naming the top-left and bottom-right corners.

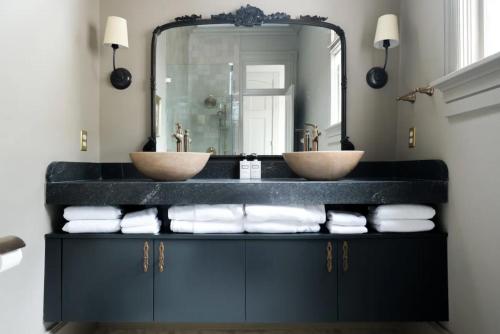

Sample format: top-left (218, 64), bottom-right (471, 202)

top-left (51, 322), bottom-right (97, 334)
top-left (401, 322), bottom-right (451, 334)
top-left (95, 322), bottom-right (449, 334)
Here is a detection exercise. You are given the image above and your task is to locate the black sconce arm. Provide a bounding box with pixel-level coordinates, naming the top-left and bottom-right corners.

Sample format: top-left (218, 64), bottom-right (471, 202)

top-left (109, 44), bottom-right (132, 90)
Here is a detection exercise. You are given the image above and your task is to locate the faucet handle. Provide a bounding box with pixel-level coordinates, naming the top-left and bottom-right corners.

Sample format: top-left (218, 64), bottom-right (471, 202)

top-left (175, 122), bottom-right (183, 133)
top-left (305, 123), bottom-right (321, 138)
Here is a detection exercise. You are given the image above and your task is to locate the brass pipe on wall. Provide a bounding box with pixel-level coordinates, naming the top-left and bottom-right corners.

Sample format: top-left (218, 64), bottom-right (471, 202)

top-left (397, 85), bottom-right (434, 104)
top-left (396, 91), bottom-right (417, 103)
top-left (415, 86), bottom-right (434, 96)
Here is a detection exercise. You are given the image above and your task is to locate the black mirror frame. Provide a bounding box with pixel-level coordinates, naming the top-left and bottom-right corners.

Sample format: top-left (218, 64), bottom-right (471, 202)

top-left (144, 5), bottom-right (354, 153)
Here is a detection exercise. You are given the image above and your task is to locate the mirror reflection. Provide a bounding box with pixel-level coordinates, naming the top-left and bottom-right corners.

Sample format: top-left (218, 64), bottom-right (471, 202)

top-left (155, 24), bottom-right (343, 155)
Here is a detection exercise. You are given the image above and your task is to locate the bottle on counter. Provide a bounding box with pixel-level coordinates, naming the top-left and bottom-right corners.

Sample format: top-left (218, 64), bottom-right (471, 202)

top-left (239, 153), bottom-right (251, 179)
top-left (250, 153), bottom-right (261, 179)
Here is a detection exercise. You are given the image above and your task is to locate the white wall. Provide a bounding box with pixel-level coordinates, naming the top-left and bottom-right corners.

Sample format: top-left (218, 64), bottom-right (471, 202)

top-left (397, 1), bottom-right (500, 334)
top-left (0, 1), bottom-right (100, 333)
top-left (99, 0), bottom-right (401, 161)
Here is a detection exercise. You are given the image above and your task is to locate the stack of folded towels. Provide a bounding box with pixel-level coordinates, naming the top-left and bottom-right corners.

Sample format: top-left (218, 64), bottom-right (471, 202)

top-left (368, 204), bottom-right (436, 232)
top-left (169, 204), bottom-right (245, 234)
top-left (120, 208), bottom-right (161, 234)
top-left (62, 206), bottom-right (123, 233)
top-left (244, 204), bottom-right (325, 233)
top-left (168, 204), bottom-right (326, 234)
top-left (326, 210), bottom-right (367, 234)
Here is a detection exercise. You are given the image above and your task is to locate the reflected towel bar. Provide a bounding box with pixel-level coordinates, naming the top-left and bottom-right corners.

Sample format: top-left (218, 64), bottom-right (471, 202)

top-left (0, 236), bottom-right (26, 255)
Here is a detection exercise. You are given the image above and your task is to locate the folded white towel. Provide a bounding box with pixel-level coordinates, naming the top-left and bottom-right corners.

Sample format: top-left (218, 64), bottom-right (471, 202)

top-left (62, 219), bottom-right (121, 233)
top-left (327, 210), bottom-right (366, 226)
top-left (121, 208), bottom-right (158, 228)
top-left (369, 204), bottom-right (435, 220)
top-left (370, 219), bottom-right (435, 232)
top-left (245, 205), bottom-right (326, 224)
top-left (326, 222), bottom-right (368, 234)
top-left (168, 204), bottom-right (244, 221)
top-left (121, 220), bottom-right (161, 234)
top-left (170, 220), bottom-right (244, 234)
top-left (244, 221), bottom-right (320, 234)
top-left (63, 206), bottom-right (122, 221)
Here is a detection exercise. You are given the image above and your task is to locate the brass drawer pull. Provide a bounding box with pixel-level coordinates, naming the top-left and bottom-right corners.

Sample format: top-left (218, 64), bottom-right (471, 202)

top-left (143, 241), bottom-right (149, 273)
top-left (159, 241), bottom-right (165, 272)
top-left (342, 241), bottom-right (349, 272)
top-left (326, 241), bottom-right (333, 273)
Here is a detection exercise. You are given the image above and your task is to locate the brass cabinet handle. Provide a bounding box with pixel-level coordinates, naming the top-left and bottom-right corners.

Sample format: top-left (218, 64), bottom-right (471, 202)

top-left (342, 241), bottom-right (349, 272)
top-left (326, 241), bottom-right (333, 273)
top-left (143, 241), bottom-right (149, 273)
top-left (159, 241), bottom-right (165, 273)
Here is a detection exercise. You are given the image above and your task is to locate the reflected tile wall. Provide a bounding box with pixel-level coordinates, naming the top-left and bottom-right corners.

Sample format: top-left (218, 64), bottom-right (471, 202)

top-left (165, 64), bottom-right (234, 154)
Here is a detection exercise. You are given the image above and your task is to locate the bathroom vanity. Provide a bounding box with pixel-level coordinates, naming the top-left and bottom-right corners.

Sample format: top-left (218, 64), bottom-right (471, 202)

top-left (44, 159), bottom-right (448, 323)
top-left (44, 6), bottom-right (448, 324)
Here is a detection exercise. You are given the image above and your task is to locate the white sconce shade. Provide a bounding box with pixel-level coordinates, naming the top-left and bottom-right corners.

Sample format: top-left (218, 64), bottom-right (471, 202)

top-left (373, 14), bottom-right (399, 49)
top-left (103, 16), bottom-right (129, 48)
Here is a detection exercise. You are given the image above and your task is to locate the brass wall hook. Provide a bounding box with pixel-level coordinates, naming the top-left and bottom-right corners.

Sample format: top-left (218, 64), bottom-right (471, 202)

top-left (396, 91), bottom-right (417, 103)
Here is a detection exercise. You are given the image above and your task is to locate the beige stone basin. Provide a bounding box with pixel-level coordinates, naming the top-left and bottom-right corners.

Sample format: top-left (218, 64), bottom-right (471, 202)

top-left (282, 151), bottom-right (365, 181)
top-left (130, 152), bottom-right (210, 181)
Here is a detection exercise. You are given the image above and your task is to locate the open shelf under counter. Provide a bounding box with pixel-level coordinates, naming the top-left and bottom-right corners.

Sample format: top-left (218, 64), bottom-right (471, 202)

top-left (45, 230), bottom-right (447, 240)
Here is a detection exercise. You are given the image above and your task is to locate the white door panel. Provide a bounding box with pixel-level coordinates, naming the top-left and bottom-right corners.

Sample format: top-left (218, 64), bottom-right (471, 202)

top-left (243, 96), bottom-right (273, 155)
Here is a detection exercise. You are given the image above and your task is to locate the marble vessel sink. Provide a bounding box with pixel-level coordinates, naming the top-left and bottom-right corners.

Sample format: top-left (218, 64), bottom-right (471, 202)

top-left (130, 152), bottom-right (210, 181)
top-left (282, 151), bottom-right (365, 181)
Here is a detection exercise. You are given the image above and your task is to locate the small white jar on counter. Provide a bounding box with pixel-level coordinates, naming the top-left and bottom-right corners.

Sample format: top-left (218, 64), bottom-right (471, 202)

top-left (250, 154), bottom-right (261, 179)
top-left (239, 154), bottom-right (251, 179)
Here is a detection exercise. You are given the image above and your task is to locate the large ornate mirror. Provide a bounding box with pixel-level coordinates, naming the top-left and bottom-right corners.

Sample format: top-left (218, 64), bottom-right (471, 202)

top-left (145, 5), bottom-right (353, 155)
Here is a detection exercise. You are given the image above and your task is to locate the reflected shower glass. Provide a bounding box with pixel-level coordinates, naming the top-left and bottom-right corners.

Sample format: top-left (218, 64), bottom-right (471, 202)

top-left (165, 63), bottom-right (235, 155)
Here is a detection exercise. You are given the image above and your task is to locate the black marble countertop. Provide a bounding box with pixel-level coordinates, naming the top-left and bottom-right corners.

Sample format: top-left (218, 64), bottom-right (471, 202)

top-left (45, 159), bottom-right (448, 205)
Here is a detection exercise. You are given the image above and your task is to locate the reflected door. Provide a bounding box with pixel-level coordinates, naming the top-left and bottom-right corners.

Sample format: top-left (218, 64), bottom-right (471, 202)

top-left (243, 64), bottom-right (289, 155)
top-left (242, 95), bottom-right (288, 155)
top-left (242, 96), bottom-right (274, 155)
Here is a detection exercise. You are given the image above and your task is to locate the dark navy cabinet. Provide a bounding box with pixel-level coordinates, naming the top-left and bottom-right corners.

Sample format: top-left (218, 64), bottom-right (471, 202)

top-left (61, 238), bottom-right (154, 322)
top-left (44, 233), bottom-right (448, 323)
top-left (246, 240), bottom-right (337, 322)
top-left (338, 237), bottom-right (448, 321)
top-left (154, 240), bottom-right (245, 322)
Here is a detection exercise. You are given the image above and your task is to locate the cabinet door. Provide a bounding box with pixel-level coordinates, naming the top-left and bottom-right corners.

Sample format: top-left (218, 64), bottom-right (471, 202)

top-left (154, 240), bottom-right (245, 322)
top-left (338, 237), bottom-right (448, 321)
top-left (62, 239), bottom-right (154, 322)
top-left (246, 240), bottom-right (337, 322)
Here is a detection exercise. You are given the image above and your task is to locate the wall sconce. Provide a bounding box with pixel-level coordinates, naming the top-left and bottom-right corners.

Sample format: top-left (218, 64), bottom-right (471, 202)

top-left (103, 16), bottom-right (132, 90)
top-left (366, 14), bottom-right (400, 89)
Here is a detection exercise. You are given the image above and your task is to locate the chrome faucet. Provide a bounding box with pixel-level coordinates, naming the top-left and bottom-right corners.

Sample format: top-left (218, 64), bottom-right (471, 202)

top-left (172, 123), bottom-right (184, 152)
top-left (183, 129), bottom-right (192, 152)
top-left (305, 123), bottom-right (321, 151)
